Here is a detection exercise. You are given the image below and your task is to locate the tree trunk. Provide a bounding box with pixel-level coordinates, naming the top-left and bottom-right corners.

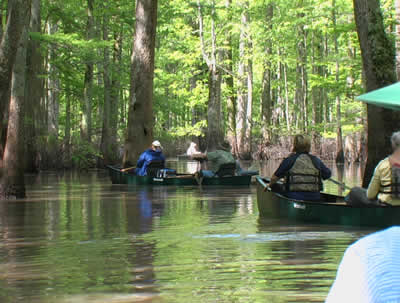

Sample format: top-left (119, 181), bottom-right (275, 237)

top-left (99, 9), bottom-right (116, 166)
top-left (353, 0), bottom-right (399, 187)
top-left (81, 0), bottom-right (95, 143)
top-left (0, 2), bottom-right (30, 199)
top-left (225, 0), bottom-right (238, 155)
top-left (24, 0), bottom-right (42, 173)
top-left (261, 3), bottom-right (273, 142)
top-left (47, 21), bottom-right (59, 138)
top-left (236, 2), bottom-right (252, 159)
top-left (0, 0), bottom-right (28, 160)
top-left (123, 0), bottom-right (158, 167)
top-left (333, 0), bottom-right (344, 163)
top-left (396, 0), bottom-right (400, 80)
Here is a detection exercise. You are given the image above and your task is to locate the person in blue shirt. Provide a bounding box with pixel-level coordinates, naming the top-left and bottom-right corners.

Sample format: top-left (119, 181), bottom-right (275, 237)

top-left (269, 135), bottom-right (331, 201)
top-left (135, 140), bottom-right (166, 176)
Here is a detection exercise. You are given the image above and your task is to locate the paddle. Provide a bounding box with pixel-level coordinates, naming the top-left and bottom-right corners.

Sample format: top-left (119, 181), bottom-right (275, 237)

top-left (328, 178), bottom-right (351, 190)
top-left (121, 166), bottom-right (136, 172)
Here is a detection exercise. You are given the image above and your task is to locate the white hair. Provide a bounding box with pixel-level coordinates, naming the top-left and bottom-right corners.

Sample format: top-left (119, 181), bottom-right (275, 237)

top-left (391, 131), bottom-right (400, 150)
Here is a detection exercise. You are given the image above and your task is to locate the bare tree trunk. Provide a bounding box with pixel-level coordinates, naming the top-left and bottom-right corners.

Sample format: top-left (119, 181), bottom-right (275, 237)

top-left (333, 0), bottom-right (344, 163)
top-left (123, 0), bottom-right (158, 166)
top-left (47, 21), bottom-right (59, 138)
top-left (197, 0), bottom-right (223, 151)
top-left (81, 0), bottom-right (95, 143)
top-left (0, 2), bottom-right (30, 199)
top-left (0, 0), bottom-right (28, 160)
top-left (396, 0), bottom-right (400, 80)
top-left (236, 2), bottom-right (252, 159)
top-left (225, 0), bottom-right (238, 155)
top-left (99, 7), bottom-right (116, 166)
top-left (261, 3), bottom-right (273, 142)
top-left (353, 0), bottom-right (399, 187)
top-left (24, 0), bottom-right (42, 173)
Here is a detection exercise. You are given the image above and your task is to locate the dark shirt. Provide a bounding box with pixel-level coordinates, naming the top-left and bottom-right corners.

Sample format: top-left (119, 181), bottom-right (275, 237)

top-left (136, 149), bottom-right (165, 176)
top-left (274, 152), bottom-right (332, 201)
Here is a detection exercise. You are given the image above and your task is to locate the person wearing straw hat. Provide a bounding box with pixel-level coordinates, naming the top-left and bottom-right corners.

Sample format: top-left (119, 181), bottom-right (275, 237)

top-left (135, 140), bottom-right (166, 176)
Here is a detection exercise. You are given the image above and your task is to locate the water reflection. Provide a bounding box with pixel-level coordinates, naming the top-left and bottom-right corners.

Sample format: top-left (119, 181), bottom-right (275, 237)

top-left (0, 163), bottom-right (376, 303)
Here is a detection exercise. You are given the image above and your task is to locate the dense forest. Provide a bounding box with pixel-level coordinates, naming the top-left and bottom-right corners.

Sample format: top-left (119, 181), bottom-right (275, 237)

top-left (0, 0), bottom-right (399, 197)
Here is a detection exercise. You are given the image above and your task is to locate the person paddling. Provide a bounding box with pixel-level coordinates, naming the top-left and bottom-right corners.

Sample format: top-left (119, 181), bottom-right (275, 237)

top-left (347, 131), bottom-right (400, 206)
top-left (134, 140), bottom-right (166, 176)
top-left (268, 134), bottom-right (331, 201)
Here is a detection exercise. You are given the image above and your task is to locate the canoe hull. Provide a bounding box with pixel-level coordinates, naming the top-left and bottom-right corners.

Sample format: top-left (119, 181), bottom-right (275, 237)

top-left (256, 176), bottom-right (400, 227)
top-left (108, 166), bottom-right (252, 186)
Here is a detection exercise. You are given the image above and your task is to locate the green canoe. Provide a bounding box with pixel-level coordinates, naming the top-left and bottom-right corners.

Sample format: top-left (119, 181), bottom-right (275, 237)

top-left (107, 165), bottom-right (252, 186)
top-left (256, 176), bottom-right (400, 227)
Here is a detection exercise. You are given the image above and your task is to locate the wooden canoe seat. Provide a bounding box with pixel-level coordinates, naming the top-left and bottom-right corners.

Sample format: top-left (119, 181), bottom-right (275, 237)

top-left (146, 160), bottom-right (165, 177)
top-left (215, 163), bottom-right (236, 177)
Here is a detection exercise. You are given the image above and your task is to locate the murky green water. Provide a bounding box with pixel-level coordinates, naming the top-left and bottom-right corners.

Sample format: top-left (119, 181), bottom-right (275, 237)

top-left (0, 161), bottom-right (378, 303)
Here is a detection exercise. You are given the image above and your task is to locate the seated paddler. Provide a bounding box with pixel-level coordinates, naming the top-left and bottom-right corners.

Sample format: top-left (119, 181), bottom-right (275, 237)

top-left (135, 140), bottom-right (166, 176)
top-left (269, 134), bottom-right (331, 201)
top-left (347, 131), bottom-right (400, 206)
top-left (190, 142), bottom-right (236, 178)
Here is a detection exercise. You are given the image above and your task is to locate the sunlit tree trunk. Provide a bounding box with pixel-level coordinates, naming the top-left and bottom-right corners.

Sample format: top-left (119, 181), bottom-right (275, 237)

top-left (0, 0), bottom-right (27, 160)
top-left (81, 0), bottom-right (95, 143)
top-left (0, 2), bottom-right (31, 199)
top-left (25, 0), bottom-right (42, 173)
top-left (353, 0), bottom-right (399, 186)
top-left (123, 0), bottom-right (158, 166)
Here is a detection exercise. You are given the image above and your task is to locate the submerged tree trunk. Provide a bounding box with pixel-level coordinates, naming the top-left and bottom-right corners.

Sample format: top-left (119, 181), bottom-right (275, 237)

top-left (25, 0), bottom-right (42, 173)
top-left (0, 0), bottom-right (28, 160)
top-left (0, 4), bottom-right (30, 199)
top-left (81, 0), bottom-right (95, 143)
top-left (353, 0), bottom-right (399, 186)
top-left (123, 0), bottom-right (158, 167)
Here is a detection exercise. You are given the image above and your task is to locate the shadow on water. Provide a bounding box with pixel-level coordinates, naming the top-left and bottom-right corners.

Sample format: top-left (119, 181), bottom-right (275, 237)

top-left (0, 163), bottom-right (377, 303)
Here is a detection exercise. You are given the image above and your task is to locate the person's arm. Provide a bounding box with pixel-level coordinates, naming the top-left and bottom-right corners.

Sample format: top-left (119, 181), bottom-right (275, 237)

top-left (136, 153), bottom-right (146, 168)
top-left (320, 160), bottom-right (332, 180)
top-left (190, 153), bottom-right (207, 161)
top-left (367, 164), bottom-right (382, 200)
top-left (269, 158), bottom-right (292, 186)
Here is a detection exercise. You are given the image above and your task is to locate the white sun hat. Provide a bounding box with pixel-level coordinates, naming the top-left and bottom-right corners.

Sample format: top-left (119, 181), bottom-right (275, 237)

top-left (152, 140), bottom-right (163, 149)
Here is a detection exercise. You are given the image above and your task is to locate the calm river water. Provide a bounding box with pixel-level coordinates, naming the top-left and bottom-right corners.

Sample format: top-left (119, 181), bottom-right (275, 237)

top-left (0, 160), bottom-right (379, 303)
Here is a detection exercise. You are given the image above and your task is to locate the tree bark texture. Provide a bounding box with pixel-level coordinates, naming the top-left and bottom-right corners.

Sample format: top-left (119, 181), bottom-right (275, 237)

top-left (47, 21), bottom-right (59, 138)
top-left (353, 0), bottom-right (399, 187)
top-left (123, 0), bottom-right (158, 166)
top-left (0, 0), bottom-right (29, 160)
top-left (0, 3), bottom-right (30, 199)
top-left (24, 0), bottom-right (42, 173)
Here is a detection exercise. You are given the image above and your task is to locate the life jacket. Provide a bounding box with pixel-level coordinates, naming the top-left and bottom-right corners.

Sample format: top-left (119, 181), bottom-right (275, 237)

top-left (285, 154), bottom-right (322, 192)
top-left (379, 161), bottom-right (400, 199)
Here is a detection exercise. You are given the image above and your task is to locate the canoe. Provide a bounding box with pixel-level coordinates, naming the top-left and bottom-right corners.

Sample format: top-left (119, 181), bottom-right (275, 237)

top-left (107, 165), bottom-right (252, 186)
top-left (256, 176), bottom-right (400, 227)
